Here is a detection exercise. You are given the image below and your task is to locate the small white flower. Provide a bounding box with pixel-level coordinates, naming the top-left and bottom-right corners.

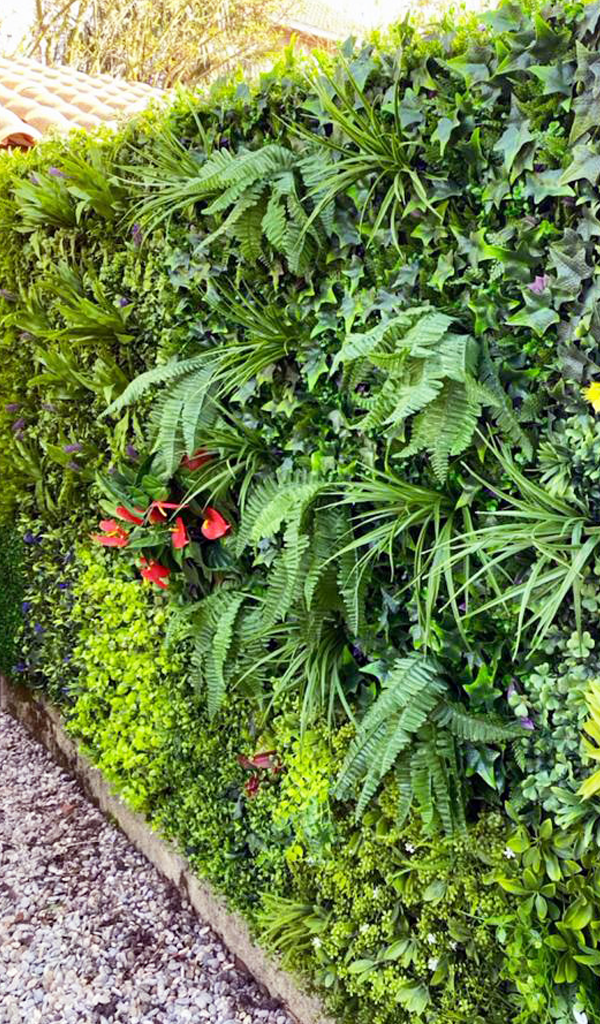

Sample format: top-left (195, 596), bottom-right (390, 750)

top-left (449, 941), bottom-right (457, 951)
top-left (405, 843), bottom-right (415, 853)
top-left (312, 937), bottom-right (322, 949)
top-left (574, 1011), bottom-right (588, 1024)
top-left (427, 957), bottom-right (439, 971)
top-left (426, 933), bottom-right (436, 944)
top-left (503, 846), bottom-right (516, 859)
top-left (360, 923), bottom-right (370, 933)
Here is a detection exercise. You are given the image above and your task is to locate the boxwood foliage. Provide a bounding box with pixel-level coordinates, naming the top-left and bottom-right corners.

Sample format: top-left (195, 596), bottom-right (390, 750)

top-left (0, 526), bottom-right (23, 676)
top-left (6, 1), bottom-right (600, 1021)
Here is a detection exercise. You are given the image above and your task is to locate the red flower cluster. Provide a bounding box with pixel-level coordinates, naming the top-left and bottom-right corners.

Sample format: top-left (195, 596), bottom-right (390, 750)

top-left (91, 451), bottom-right (232, 588)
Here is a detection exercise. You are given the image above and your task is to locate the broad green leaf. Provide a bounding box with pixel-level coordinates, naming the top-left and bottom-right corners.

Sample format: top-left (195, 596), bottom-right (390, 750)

top-left (560, 145), bottom-right (600, 185)
top-left (494, 117), bottom-right (535, 177)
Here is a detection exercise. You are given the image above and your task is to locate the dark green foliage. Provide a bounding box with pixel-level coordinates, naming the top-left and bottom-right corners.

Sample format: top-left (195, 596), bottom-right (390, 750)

top-left (0, 527), bottom-right (23, 676)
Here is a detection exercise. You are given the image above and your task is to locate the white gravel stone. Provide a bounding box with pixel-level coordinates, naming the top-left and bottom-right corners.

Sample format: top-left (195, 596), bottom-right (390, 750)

top-left (0, 712), bottom-right (293, 1024)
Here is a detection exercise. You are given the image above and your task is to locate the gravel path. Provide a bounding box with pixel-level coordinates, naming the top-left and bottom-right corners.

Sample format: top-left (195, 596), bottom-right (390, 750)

top-left (0, 711), bottom-right (293, 1024)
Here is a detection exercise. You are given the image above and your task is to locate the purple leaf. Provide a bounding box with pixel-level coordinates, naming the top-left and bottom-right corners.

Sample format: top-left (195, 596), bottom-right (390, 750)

top-left (528, 275), bottom-right (550, 294)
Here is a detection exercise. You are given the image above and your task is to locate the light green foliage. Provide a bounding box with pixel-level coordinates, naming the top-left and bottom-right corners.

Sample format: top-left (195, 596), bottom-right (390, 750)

top-left (509, 626), bottom-right (600, 838)
top-left (272, 728), bottom-right (337, 861)
top-left (262, 811), bottom-right (517, 1024)
top-left (67, 546), bottom-right (185, 809)
top-left (490, 818), bottom-right (600, 1020)
top-left (578, 681), bottom-right (600, 801)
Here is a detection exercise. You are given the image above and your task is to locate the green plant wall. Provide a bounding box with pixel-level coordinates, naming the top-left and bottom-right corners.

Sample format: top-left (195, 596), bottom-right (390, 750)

top-left (5, 2), bottom-right (600, 1022)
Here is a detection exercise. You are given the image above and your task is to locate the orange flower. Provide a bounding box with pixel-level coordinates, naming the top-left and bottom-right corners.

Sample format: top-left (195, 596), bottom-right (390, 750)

top-left (201, 507), bottom-right (231, 540)
top-left (91, 519), bottom-right (130, 548)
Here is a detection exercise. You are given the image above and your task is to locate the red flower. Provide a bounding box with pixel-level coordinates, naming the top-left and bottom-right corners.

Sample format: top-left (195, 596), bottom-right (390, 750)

top-left (115, 505), bottom-right (145, 525)
top-left (181, 450), bottom-right (212, 472)
top-left (201, 507), bottom-right (231, 540)
top-left (238, 751), bottom-right (281, 773)
top-left (171, 516), bottom-right (189, 550)
top-left (139, 557), bottom-right (171, 589)
top-left (91, 519), bottom-right (130, 548)
top-left (245, 774), bottom-right (261, 798)
top-left (147, 500), bottom-right (184, 525)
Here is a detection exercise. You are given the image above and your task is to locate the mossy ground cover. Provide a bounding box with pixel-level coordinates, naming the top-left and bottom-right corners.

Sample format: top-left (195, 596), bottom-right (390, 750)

top-left (3, 2), bottom-right (600, 1020)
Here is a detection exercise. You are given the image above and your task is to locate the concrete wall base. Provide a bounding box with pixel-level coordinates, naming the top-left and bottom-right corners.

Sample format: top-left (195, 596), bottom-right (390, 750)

top-left (0, 675), bottom-right (335, 1024)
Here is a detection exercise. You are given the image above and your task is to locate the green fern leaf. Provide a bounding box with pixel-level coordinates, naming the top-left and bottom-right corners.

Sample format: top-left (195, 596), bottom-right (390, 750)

top-left (434, 702), bottom-right (522, 743)
top-left (206, 592), bottom-right (246, 718)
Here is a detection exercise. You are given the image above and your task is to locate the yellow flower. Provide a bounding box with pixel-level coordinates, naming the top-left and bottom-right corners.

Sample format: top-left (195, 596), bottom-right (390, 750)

top-left (583, 381), bottom-right (600, 412)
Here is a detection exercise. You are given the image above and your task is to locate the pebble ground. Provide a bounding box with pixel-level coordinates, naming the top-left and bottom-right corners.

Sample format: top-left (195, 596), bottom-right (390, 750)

top-left (0, 711), bottom-right (293, 1024)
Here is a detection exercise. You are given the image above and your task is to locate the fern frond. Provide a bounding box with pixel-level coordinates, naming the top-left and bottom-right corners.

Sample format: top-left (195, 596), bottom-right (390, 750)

top-left (400, 379), bottom-right (480, 483)
top-left (336, 655), bottom-right (446, 810)
top-left (434, 702), bottom-right (522, 743)
top-left (479, 341), bottom-right (534, 458)
top-left (260, 522), bottom-right (311, 630)
top-left (206, 592), bottom-right (246, 718)
top-left (102, 354), bottom-right (207, 419)
top-left (237, 476), bottom-right (324, 554)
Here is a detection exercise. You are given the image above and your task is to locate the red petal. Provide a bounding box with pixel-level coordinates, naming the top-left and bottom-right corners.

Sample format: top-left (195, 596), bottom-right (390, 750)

top-left (147, 500), bottom-right (186, 524)
top-left (251, 751), bottom-right (278, 771)
top-left (181, 450), bottom-right (212, 472)
top-left (245, 774), bottom-right (261, 798)
top-left (99, 518), bottom-right (120, 533)
top-left (140, 560), bottom-right (171, 588)
top-left (92, 532), bottom-right (129, 548)
top-left (171, 516), bottom-right (189, 550)
top-left (115, 505), bottom-right (145, 525)
top-left (201, 507), bottom-right (231, 540)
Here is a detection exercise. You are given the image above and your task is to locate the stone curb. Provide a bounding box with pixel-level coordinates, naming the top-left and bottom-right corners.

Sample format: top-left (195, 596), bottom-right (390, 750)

top-left (0, 675), bottom-right (335, 1024)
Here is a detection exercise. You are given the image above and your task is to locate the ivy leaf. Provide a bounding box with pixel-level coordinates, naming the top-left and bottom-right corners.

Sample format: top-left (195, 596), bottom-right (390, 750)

top-left (548, 238), bottom-right (591, 300)
top-left (494, 116), bottom-right (535, 178)
top-left (506, 302), bottom-right (560, 336)
top-left (577, 0), bottom-right (600, 39)
top-left (446, 55), bottom-right (490, 86)
top-left (430, 252), bottom-right (454, 291)
top-left (523, 169), bottom-right (575, 203)
top-left (560, 145), bottom-right (600, 186)
top-left (431, 115), bottom-right (459, 156)
top-left (398, 89), bottom-right (425, 128)
top-left (481, 3), bottom-right (525, 34)
top-left (529, 61), bottom-right (575, 96)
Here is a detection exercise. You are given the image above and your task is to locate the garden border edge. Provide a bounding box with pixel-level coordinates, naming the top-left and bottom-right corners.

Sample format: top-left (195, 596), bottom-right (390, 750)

top-left (0, 674), bottom-right (336, 1024)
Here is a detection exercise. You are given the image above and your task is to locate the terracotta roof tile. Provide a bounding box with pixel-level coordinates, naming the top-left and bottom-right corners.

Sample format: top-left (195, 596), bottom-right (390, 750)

top-left (0, 56), bottom-right (164, 148)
